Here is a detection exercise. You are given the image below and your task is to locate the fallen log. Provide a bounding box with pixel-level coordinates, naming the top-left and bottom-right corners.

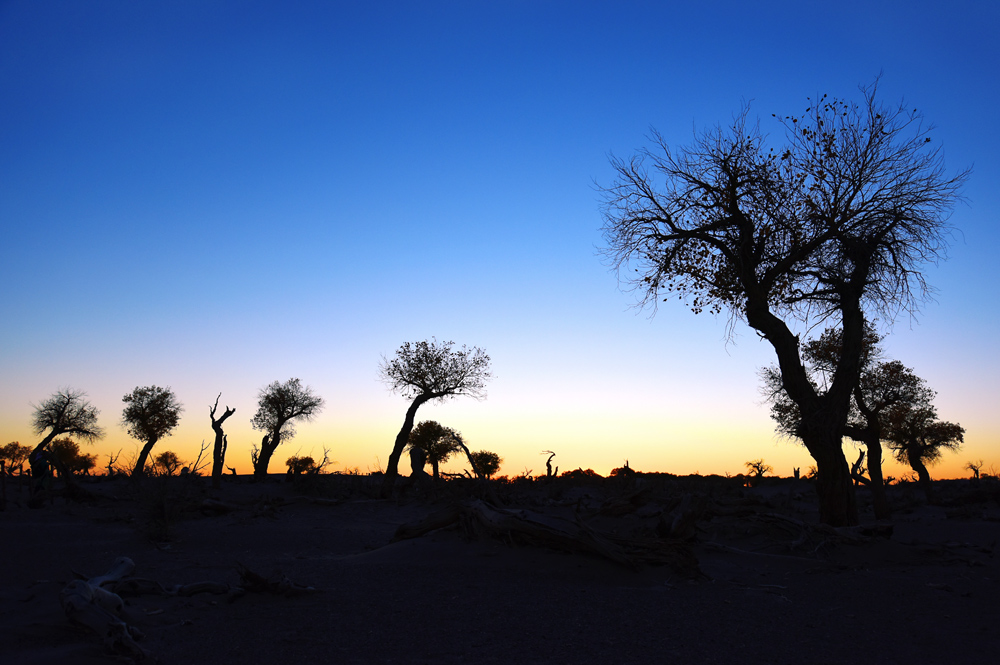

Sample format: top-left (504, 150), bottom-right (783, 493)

top-left (60, 557), bottom-right (150, 660)
top-left (392, 500), bottom-right (701, 576)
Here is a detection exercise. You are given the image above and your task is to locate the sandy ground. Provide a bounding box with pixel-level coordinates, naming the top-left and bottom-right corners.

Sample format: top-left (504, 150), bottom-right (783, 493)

top-left (2, 473), bottom-right (999, 664)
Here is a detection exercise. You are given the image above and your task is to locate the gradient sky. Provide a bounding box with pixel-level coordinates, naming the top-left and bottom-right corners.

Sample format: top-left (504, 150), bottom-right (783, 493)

top-left (2, 0), bottom-right (997, 480)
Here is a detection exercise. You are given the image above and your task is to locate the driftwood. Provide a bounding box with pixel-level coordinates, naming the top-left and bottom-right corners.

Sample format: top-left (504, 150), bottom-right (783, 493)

top-left (62, 558), bottom-right (316, 659)
top-left (60, 557), bottom-right (150, 660)
top-left (392, 500), bottom-right (700, 576)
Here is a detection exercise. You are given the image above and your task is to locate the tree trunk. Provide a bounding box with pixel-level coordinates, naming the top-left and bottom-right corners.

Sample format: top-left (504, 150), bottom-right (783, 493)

top-left (253, 429), bottom-right (282, 478)
top-left (744, 298), bottom-right (861, 526)
top-left (210, 401), bottom-right (236, 489)
top-left (908, 449), bottom-right (934, 502)
top-left (132, 437), bottom-right (159, 478)
top-left (382, 394), bottom-right (432, 497)
top-left (864, 437), bottom-right (891, 519)
top-left (801, 428), bottom-right (858, 527)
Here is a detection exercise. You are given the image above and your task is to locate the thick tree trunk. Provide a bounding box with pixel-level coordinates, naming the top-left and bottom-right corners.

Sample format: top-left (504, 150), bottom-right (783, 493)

top-left (381, 394), bottom-right (432, 497)
top-left (810, 442), bottom-right (858, 526)
top-left (131, 437), bottom-right (159, 478)
top-left (908, 450), bottom-right (934, 502)
top-left (864, 437), bottom-right (891, 519)
top-left (744, 299), bottom-right (860, 526)
top-left (253, 430), bottom-right (282, 478)
top-left (211, 434), bottom-right (227, 489)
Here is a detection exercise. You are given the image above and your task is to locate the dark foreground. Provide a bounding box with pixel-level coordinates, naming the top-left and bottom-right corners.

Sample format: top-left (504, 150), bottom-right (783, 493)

top-left (2, 473), bottom-right (999, 664)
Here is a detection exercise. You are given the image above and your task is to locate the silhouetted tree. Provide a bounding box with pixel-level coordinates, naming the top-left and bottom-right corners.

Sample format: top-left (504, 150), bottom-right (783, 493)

top-left (49, 438), bottom-right (97, 476)
top-left (250, 378), bottom-right (324, 478)
top-left (885, 404), bottom-right (963, 501)
top-left (406, 420), bottom-right (463, 479)
top-left (378, 339), bottom-right (492, 495)
top-left (286, 456), bottom-right (317, 475)
top-left (154, 450), bottom-right (182, 476)
top-left (602, 82), bottom-right (967, 525)
top-left (0, 442), bottom-right (31, 474)
top-left (745, 459), bottom-right (772, 480)
top-left (122, 386), bottom-right (183, 478)
top-left (541, 450), bottom-right (557, 478)
top-left (285, 448), bottom-right (333, 477)
top-left (966, 460), bottom-right (984, 481)
top-left (469, 450), bottom-right (502, 479)
top-left (209, 394), bottom-right (236, 489)
top-left (30, 389), bottom-right (104, 462)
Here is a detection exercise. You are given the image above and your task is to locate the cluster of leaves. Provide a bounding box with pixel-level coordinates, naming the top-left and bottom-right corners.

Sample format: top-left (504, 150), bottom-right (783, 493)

top-left (121, 386), bottom-right (183, 445)
top-left (379, 339), bottom-right (492, 401)
top-left (250, 378), bottom-right (324, 441)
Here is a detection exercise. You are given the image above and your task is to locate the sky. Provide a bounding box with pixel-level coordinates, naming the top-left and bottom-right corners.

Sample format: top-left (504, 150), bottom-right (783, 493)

top-left (2, 0), bottom-right (998, 480)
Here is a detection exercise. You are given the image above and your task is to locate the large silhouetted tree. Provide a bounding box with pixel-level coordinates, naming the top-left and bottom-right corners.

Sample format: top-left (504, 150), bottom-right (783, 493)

top-left (209, 394), bottom-right (236, 488)
top-left (122, 386), bottom-right (183, 478)
top-left (602, 82), bottom-right (967, 525)
top-left (378, 339), bottom-right (492, 495)
top-left (250, 378), bottom-right (324, 478)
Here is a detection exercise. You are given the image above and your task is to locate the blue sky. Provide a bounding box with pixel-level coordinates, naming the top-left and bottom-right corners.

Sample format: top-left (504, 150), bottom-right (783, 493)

top-left (2, 1), bottom-right (997, 478)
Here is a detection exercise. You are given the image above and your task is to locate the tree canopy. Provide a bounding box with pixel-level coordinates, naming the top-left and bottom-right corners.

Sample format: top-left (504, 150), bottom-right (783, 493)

top-left (31, 389), bottom-right (104, 455)
top-left (379, 339), bottom-right (492, 402)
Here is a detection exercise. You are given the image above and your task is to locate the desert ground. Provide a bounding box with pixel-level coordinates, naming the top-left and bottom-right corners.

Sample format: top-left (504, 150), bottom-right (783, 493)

top-left (2, 472), bottom-right (998, 664)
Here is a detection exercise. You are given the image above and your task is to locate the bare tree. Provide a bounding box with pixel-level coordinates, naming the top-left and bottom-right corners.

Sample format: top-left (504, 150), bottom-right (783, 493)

top-left (966, 460), bottom-right (984, 481)
top-left (250, 378), bottom-right (324, 478)
top-left (541, 450), bottom-right (557, 478)
top-left (209, 394), bottom-right (236, 489)
top-left (601, 82), bottom-right (968, 526)
top-left (378, 339), bottom-right (492, 495)
top-left (121, 386), bottom-right (183, 478)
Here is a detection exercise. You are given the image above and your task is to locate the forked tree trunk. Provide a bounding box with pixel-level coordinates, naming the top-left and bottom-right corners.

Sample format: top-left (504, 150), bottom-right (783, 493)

top-left (210, 399), bottom-right (236, 489)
